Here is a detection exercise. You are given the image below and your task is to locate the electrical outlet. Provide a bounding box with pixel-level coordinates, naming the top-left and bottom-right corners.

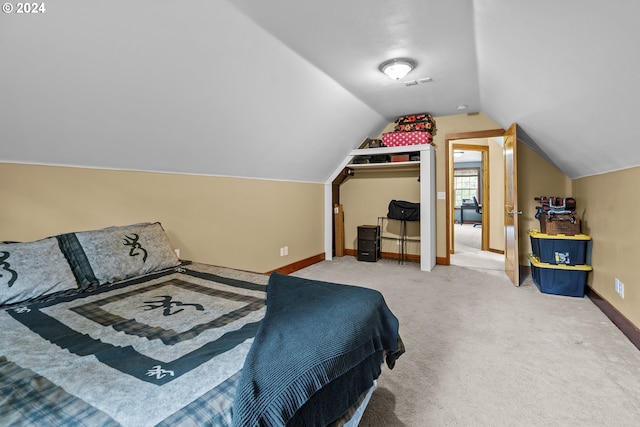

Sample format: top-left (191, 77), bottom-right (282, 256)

top-left (174, 248), bottom-right (180, 258)
top-left (280, 246), bottom-right (289, 257)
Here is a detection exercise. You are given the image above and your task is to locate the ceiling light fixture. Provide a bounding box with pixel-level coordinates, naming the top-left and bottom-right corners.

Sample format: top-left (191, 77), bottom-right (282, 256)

top-left (454, 151), bottom-right (464, 158)
top-left (379, 58), bottom-right (417, 80)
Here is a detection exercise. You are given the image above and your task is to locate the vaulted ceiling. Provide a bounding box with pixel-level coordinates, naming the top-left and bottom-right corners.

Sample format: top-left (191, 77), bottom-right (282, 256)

top-left (2, 1), bottom-right (639, 182)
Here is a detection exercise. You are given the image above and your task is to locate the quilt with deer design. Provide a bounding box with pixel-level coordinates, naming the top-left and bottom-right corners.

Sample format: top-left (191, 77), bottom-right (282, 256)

top-left (0, 264), bottom-right (268, 427)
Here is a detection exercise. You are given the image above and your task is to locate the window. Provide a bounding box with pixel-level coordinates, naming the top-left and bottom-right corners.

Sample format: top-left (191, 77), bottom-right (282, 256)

top-left (454, 167), bottom-right (480, 206)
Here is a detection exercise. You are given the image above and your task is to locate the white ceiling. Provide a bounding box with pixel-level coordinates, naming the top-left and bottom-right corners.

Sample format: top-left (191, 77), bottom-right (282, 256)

top-left (2, 1), bottom-right (640, 182)
top-left (231, 0), bottom-right (640, 179)
top-left (232, 0), bottom-right (480, 119)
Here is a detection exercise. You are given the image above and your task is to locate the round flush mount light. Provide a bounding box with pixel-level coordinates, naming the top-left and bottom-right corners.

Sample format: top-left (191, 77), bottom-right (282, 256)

top-left (379, 58), bottom-right (417, 80)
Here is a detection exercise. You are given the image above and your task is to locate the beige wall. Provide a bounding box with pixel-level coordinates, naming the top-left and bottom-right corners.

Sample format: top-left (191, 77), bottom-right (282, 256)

top-left (573, 167), bottom-right (640, 328)
top-left (0, 163), bottom-right (324, 273)
top-left (341, 171), bottom-right (421, 255)
top-left (516, 143), bottom-right (572, 264)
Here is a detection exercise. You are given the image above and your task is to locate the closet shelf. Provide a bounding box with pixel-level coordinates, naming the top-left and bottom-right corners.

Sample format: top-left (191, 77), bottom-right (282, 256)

top-left (347, 161), bottom-right (419, 172)
top-left (348, 144), bottom-right (431, 156)
top-left (347, 144), bottom-right (432, 172)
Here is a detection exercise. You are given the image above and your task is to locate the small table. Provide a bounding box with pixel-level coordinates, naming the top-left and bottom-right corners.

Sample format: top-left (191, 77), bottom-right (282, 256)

top-left (457, 204), bottom-right (480, 226)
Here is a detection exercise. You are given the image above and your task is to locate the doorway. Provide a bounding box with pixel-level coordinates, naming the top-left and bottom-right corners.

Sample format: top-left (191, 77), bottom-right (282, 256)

top-left (451, 144), bottom-right (487, 251)
top-left (452, 147), bottom-right (483, 257)
top-left (445, 130), bottom-right (506, 271)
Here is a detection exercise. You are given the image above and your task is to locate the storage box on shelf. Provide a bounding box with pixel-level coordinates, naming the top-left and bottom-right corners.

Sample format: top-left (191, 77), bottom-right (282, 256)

top-left (539, 213), bottom-right (581, 235)
top-left (529, 230), bottom-right (590, 265)
top-left (391, 154), bottom-right (410, 162)
top-left (351, 154), bottom-right (390, 164)
top-left (528, 254), bottom-right (592, 297)
top-left (382, 131), bottom-right (433, 147)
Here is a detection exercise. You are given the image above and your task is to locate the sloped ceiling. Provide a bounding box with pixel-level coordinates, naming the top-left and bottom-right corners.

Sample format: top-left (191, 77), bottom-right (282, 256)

top-left (2, 1), bottom-right (639, 182)
top-left (232, 0), bottom-right (480, 119)
top-left (232, 0), bottom-right (640, 179)
top-left (474, 1), bottom-right (640, 179)
top-left (0, 1), bottom-right (386, 183)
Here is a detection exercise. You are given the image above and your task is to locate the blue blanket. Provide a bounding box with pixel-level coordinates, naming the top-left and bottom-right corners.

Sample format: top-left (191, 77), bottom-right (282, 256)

top-left (232, 273), bottom-right (404, 427)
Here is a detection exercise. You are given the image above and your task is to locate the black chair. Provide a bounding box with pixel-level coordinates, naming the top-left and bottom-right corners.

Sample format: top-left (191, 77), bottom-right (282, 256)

top-left (473, 196), bottom-right (482, 227)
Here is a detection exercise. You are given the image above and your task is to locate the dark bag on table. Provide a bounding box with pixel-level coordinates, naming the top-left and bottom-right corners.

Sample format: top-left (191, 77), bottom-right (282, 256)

top-left (387, 200), bottom-right (420, 221)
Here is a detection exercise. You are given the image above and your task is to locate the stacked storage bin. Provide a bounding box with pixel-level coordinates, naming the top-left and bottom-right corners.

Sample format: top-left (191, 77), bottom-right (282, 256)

top-left (528, 230), bottom-right (592, 297)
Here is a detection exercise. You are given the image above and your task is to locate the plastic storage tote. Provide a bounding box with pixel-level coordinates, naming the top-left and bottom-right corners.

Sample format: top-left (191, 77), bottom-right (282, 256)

top-left (529, 230), bottom-right (590, 265)
top-left (528, 254), bottom-right (592, 297)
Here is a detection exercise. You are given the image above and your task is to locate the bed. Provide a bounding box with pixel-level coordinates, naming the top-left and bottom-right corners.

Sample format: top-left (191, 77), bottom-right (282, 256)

top-left (0, 222), bottom-right (404, 426)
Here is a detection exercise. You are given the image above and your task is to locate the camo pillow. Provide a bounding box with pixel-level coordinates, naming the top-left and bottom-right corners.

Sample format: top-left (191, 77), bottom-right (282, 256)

top-left (0, 238), bottom-right (79, 306)
top-left (57, 222), bottom-right (180, 288)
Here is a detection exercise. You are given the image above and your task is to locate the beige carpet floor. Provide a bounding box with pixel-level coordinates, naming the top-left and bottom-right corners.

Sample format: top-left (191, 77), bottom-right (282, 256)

top-left (292, 250), bottom-right (640, 426)
top-left (450, 224), bottom-right (505, 273)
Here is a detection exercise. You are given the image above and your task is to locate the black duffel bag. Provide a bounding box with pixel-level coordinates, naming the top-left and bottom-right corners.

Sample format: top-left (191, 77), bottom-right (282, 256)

top-left (387, 200), bottom-right (420, 221)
